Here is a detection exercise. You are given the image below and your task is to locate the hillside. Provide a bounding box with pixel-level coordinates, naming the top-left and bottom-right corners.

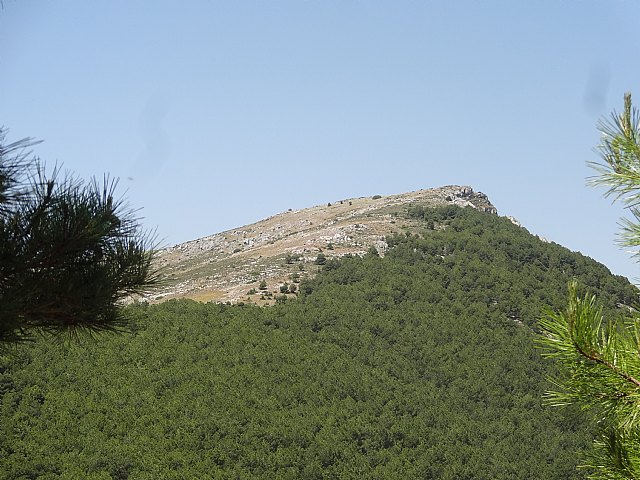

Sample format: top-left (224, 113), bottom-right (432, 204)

top-left (150, 185), bottom-right (497, 303)
top-left (1, 204), bottom-right (637, 478)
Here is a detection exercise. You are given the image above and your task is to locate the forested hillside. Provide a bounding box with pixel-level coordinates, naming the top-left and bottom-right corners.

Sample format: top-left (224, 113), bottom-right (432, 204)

top-left (1, 206), bottom-right (636, 479)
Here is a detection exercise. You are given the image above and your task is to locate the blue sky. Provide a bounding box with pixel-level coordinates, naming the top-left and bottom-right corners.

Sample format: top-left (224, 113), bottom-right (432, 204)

top-left (1, 1), bottom-right (640, 280)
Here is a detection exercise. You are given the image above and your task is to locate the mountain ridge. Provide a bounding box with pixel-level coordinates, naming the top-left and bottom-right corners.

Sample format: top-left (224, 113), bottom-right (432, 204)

top-left (148, 185), bottom-right (498, 303)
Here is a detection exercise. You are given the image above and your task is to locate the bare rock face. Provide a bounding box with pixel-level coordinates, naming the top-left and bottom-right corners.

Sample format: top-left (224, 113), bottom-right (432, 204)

top-left (143, 185), bottom-right (497, 305)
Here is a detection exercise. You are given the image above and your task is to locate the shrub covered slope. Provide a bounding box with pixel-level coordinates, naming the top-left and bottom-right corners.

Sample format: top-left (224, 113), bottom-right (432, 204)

top-left (1, 206), bottom-right (636, 479)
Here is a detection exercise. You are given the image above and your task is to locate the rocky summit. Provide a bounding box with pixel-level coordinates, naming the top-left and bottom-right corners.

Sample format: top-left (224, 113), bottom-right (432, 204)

top-left (147, 185), bottom-right (497, 304)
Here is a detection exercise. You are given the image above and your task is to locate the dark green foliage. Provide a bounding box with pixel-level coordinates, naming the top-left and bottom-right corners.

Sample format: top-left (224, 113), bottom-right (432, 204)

top-left (402, 205), bottom-right (636, 328)
top-left (315, 252), bottom-right (327, 265)
top-left (0, 129), bottom-right (157, 344)
top-left (1, 206), bottom-right (635, 478)
top-left (285, 253), bottom-right (302, 264)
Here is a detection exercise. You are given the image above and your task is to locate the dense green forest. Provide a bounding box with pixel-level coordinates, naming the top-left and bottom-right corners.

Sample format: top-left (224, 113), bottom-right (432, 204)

top-left (1, 206), bottom-right (637, 479)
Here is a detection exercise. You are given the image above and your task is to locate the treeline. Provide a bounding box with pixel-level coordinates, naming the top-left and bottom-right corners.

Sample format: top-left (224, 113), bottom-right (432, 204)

top-left (1, 206), bottom-right (636, 479)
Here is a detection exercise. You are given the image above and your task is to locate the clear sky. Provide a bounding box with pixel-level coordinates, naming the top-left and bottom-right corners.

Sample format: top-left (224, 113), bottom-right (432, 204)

top-left (1, 1), bottom-right (640, 280)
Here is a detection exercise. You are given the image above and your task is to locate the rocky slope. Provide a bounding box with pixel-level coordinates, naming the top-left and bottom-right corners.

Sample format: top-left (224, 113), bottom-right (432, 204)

top-left (146, 185), bottom-right (497, 304)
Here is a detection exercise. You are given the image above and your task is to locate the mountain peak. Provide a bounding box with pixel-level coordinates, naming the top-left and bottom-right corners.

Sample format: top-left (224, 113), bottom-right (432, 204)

top-left (149, 185), bottom-right (497, 304)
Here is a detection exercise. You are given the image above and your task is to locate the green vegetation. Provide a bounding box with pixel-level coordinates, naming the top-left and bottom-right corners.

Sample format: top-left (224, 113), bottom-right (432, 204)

top-left (539, 93), bottom-right (640, 478)
top-left (1, 205), bottom-right (636, 478)
top-left (0, 128), bottom-right (157, 344)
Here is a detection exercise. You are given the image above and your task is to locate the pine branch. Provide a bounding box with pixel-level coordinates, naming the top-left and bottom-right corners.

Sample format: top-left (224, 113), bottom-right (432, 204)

top-left (0, 127), bottom-right (160, 343)
top-left (539, 281), bottom-right (640, 426)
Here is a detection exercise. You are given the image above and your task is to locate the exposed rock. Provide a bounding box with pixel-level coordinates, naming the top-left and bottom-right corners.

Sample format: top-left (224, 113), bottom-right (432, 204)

top-left (506, 216), bottom-right (522, 227)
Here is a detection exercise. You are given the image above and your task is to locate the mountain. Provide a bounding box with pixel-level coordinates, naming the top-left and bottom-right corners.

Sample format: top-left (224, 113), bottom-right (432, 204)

top-left (151, 185), bottom-right (498, 303)
top-left (2, 189), bottom-right (637, 478)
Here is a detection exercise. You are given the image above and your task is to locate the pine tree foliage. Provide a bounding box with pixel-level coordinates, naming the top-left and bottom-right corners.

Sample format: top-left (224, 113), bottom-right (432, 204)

top-left (540, 93), bottom-right (640, 479)
top-left (540, 282), bottom-right (640, 478)
top-left (0, 128), bottom-right (158, 343)
top-left (590, 93), bottom-right (640, 254)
